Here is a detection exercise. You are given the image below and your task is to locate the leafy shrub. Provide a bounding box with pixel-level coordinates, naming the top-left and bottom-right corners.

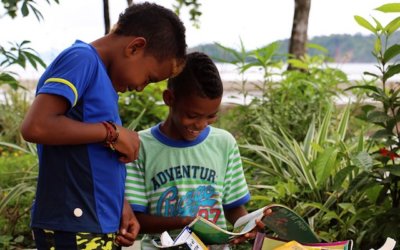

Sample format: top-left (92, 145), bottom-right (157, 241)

top-left (118, 82), bottom-right (168, 130)
top-left (0, 148), bottom-right (37, 249)
top-left (241, 104), bottom-right (374, 245)
top-left (344, 2), bottom-right (400, 248)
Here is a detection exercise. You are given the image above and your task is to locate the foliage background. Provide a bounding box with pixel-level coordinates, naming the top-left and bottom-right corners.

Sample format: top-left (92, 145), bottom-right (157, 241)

top-left (1, 1), bottom-right (400, 250)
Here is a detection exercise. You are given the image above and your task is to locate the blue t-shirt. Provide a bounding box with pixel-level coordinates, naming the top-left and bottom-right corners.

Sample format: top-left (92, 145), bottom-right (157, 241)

top-left (31, 40), bottom-right (126, 233)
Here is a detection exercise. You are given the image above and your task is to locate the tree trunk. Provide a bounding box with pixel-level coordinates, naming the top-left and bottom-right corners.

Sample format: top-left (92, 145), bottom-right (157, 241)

top-left (288, 0), bottom-right (311, 70)
top-left (103, 0), bottom-right (110, 34)
top-left (127, 0), bottom-right (133, 6)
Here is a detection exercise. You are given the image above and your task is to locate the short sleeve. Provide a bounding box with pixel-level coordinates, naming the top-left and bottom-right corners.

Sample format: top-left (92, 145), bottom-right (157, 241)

top-left (222, 143), bottom-right (251, 209)
top-left (125, 159), bottom-right (149, 213)
top-left (37, 44), bottom-right (98, 108)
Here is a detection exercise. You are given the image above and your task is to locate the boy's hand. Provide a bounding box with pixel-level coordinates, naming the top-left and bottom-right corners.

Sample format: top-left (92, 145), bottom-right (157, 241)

top-left (230, 208), bottom-right (272, 245)
top-left (116, 199), bottom-right (140, 246)
top-left (113, 126), bottom-right (140, 163)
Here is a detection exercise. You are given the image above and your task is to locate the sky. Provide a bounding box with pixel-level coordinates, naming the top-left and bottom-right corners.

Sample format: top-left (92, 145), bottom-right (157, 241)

top-left (1, 0), bottom-right (397, 58)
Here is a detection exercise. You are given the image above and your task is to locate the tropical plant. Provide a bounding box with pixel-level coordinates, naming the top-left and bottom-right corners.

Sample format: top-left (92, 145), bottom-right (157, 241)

top-left (259, 48), bottom-right (348, 141)
top-left (0, 141), bottom-right (37, 249)
top-left (214, 39), bottom-right (252, 105)
top-left (2, 0), bottom-right (59, 19)
top-left (241, 103), bottom-right (377, 245)
top-left (0, 41), bottom-right (46, 90)
top-left (345, 2), bottom-right (400, 247)
top-left (0, 87), bottom-right (33, 146)
top-left (1, 0), bottom-right (59, 90)
top-left (0, 89), bottom-right (38, 249)
top-left (245, 41), bottom-right (283, 102)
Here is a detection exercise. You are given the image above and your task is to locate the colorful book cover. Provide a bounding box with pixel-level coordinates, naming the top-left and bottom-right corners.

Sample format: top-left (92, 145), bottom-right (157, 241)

top-left (188, 217), bottom-right (237, 245)
top-left (259, 204), bottom-right (320, 243)
top-left (259, 234), bottom-right (353, 250)
top-left (188, 204), bottom-right (320, 245)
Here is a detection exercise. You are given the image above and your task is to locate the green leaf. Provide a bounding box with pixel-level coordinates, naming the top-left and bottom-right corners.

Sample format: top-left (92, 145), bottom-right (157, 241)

top-left (332, 165), bottom-right (355, 190)
top-left (364, 184), bottom-right (382, 203)
top-left (345, 172), bottom-right (371, 200)
top-left (307, 43), bottom-right (328, 53)
top-left (354, 15), bottom-right (376, 34)
top-left (0, 73), bottom-right (21, 90)
top-left (372, 16), bottom-right (383, 31)
top-left (0, 183), bottom-right (35, 214)
top-left (287, 59), bottom-right (308, 70)
top-left (127, 108), bottom-right (146, 130)
top-left (21, 1), bottom-right (29, 16)
top-left (363, 72), bottom-right (380, 78)
top-left (383, 44), bottom-right (400, 63)
top-left (314, 147), bottom-right (337, 186)
top-left (254, 42), bottom-right (281, 62)
top-left (384, 64), bottom-right (400, 82)
top-left (317, 104), bottom-right (332, 145)
top-left (376, 185), bottom-right (390, 205)
top-left (375, 3), bottom-right (400, 13)
top-left (303, 118), bottom-right (315, 158)
top-left (352, 151), bottom-right (373, 170)
top-left (337, 104), bottom-right (350, 141)
top-left (372, 129), bottom-right (394, 139)
top-left (381, 166), bottom-right (400, 177)
top-left (366, 110), bottom-right (390, 123)
top-left (345, 85), bottom-right (380, 93)
top-left (374, 37), bottom-right (382, 54)
top-left (338, 203), bottom-right (356, 214)
top-left (14, 235), bottom-right (24, 243)
top-left (356, 129), bottom-right (365, 152)
top-left (384, 17), bottom-right (400, 36)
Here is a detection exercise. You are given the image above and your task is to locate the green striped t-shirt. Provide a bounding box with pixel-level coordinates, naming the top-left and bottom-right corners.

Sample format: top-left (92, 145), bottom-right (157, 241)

top-left (125, 124), bottom-right (250, 249)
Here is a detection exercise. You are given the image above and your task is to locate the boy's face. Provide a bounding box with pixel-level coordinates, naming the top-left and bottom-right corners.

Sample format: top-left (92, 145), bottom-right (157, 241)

top-left (165, 92), bottom-right (221, 141)
top-left (111, 43), bottom-right (178, 93)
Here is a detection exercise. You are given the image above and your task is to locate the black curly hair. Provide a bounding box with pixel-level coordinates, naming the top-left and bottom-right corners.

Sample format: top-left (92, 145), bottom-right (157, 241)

top-left (114, 2), bottom-right (187, 63)
top-left (167, 52), bottom-right (223, 100)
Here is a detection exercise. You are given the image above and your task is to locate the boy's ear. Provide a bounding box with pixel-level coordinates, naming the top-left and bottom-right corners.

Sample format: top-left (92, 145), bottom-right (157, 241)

top-left (126, 37), bottom-right (146, 55)
top-left (163, 89), bottom-right (174, 106)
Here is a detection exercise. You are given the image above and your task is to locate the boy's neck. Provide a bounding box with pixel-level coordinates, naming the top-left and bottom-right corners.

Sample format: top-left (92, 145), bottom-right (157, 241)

top-left (159, 120), bottom-right (175, 139)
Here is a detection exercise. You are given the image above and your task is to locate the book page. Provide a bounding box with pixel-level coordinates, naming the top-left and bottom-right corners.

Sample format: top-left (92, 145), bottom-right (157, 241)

top-left (233, 206), bottom-right (265, 233)
top-left (160, 231), bottom-right (175, 246)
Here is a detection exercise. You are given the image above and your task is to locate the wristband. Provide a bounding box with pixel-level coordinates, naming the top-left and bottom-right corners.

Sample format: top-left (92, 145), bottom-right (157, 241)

top-left (101, 121), bottom-right (119, 150)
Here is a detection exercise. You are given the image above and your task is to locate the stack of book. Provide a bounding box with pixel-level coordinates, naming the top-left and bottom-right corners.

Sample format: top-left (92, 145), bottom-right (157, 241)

top-left (152, 204), bottom-right (354, 250)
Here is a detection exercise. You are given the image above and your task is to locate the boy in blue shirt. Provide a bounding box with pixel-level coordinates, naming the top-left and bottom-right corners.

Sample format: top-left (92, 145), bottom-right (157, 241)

top-left (20, 2), bottom-right (187, 249)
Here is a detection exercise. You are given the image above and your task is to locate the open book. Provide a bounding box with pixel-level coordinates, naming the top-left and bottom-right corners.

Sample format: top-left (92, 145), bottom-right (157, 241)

top-left (182, 204), bottom-right (320, 245)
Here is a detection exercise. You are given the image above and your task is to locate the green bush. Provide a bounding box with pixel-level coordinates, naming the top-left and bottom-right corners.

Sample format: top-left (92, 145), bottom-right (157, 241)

top-left (118, 82), bottom-right (168, 130)
top-left (0, 150), bottom-right (37, 249)
top-left (240, 104), bottom-right (375, 245)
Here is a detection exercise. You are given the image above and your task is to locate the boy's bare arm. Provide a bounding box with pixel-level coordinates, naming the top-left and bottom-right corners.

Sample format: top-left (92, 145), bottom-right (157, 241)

top-left (116, 198), bottom-right (140, 246)
top-left (21, 94), bottom-right (106, 144)
top-left (224, 205), bottom-right (248, 226)
top-left (21, 94), bottom-right (139, 162)
top-left (135, 212), bottom-right (195, 234)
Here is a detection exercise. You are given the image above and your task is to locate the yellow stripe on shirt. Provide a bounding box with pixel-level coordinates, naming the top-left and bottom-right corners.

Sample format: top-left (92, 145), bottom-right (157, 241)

top-left (44, 78), bottom-right (78, 107)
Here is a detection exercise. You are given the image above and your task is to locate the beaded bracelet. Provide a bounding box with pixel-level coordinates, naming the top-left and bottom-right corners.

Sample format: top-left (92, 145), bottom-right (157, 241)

top-left (101, 121), bottom-right (119, 151)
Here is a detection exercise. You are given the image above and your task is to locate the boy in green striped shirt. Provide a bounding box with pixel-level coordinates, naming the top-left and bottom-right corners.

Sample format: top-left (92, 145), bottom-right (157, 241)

top-left (125, 52), bottom-right (254, 249)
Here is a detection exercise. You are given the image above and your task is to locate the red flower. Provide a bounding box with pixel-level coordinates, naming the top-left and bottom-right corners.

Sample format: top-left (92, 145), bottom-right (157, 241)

top-left (379, 148), bottom-right (399, 160)
top-left (380, 148), bottom-right (389, 157)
